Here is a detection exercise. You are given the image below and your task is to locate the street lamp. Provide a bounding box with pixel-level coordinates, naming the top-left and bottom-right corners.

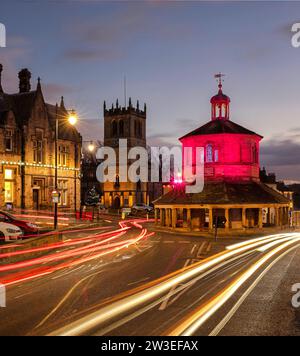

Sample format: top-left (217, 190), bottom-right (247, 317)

top-left (54, 105), bottom-right (78, 230)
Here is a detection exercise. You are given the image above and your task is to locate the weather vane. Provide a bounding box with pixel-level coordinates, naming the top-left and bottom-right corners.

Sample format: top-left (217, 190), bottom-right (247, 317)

top-left (214, 72), bottom-right (225, 86)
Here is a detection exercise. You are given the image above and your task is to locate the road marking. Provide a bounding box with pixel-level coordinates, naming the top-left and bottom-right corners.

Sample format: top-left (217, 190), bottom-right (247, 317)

top-left (197, 242), bottom-right (207, 258)
top-left (35, 269), bottom-right (105, 329)
top-left (159, 259), bottom-right (191, 311)
top-left (191, 244), bottom-right (197, 255)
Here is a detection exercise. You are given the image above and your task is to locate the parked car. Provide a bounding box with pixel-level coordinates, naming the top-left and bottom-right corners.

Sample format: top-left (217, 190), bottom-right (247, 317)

top-left (131, 204), bottom-right (154, 215)
top-left (0, 222), bottom-right (23, 241)
top-left (0, 211), bottom-right (39, 235)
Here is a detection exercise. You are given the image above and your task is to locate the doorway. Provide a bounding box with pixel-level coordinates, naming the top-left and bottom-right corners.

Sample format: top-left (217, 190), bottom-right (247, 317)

top-left (33, 189), bottom-right (39, 210)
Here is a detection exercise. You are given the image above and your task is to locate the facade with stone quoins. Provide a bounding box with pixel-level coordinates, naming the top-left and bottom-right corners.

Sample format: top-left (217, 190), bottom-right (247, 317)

top-left (154, 79), bottom-right (290, 231)
top-left (0, 65), bottom-right (82, 210)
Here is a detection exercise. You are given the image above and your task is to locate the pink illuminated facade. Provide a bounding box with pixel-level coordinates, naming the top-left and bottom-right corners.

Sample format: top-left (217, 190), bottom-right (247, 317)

top-left (154, 78), bottom-right (290, 233)
top-left (180, 79), bottom-right (262, 183)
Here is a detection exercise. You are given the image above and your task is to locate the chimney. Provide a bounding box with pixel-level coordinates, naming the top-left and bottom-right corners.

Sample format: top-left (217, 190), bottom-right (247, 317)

top-left (0, 64), bottom-right (3, 93)
top-left (18, 68), bottom-right (31, 93)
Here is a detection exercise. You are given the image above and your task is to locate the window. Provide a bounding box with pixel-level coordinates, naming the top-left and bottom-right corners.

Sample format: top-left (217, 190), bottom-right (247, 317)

top-left (214, 149), bottom-right (219, 163)
top-left (58, 145), bottom-right (69, 167)
top-left (58, 180), bottom-right (68, 206)
top-left (112, 121), bottom-right (118, 137)
top-left (5, 129), bottom-right (13, 152)
top-left (33, 130), bottom-right (44, 164)
top-left (4, 169), bottom-right (14, 203)
top-left (119, 120), bottom-right (124, 137)
top-left (206, 144), bottom-right (213, 163)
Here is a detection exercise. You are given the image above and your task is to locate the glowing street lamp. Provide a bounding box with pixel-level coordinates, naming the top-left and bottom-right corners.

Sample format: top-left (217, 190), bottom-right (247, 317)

top-left (88, 141), bottom-right (95, 152)
top-left (68, 109), bottom-right (78, 126)
top-left (54, 106), bottom-right (79, 230)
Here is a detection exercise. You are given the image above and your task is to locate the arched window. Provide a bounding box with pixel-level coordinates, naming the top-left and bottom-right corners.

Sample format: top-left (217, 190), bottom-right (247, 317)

top-left (206, 144), bottom-right (213, 163)
top-left (112, 120), bottom-right (117, 137)
top-left (134, 120), bottom-right (138, 137)
top-left (119, 120), bottom-right (124, 137)
top-left (214, 149), bottom-right (219, 163)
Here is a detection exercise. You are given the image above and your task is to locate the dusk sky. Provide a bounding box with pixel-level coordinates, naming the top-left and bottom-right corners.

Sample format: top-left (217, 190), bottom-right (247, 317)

top-left (1, 0), bottom-right (300, 180)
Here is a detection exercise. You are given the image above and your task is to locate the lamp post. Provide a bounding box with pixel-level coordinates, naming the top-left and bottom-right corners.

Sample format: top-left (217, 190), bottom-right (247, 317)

top-left (79, 141), bottom-right (96, 219)
top-left (54, 105), bottom-right (78, 230)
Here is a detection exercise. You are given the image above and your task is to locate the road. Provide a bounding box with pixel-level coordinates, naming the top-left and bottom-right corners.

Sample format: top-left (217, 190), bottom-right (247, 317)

top-left (0, 217), bottom-right (299, 336)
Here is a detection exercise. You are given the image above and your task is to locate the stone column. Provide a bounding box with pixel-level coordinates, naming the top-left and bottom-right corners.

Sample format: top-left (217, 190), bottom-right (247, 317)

top-left (155, 209), bottom-right (158, 225)
top-left (187, 209), bottom-right (192, 230)
top-left (209, 208), bottom-right (214, 230)
top-left (242, 208), bottom-right (247, 228)
top-left (275, 207), bottom-right (279, 227)
top-left (172, 209), bottom-right (177, 229)
top-left (225, 208), bottom-right (230, 229)
top-left (160, 209), bottom-right (164, 227)
top-left (165, 209), bottom-right (170, 227)
top-left (258, 208), bottom-right (263, 229)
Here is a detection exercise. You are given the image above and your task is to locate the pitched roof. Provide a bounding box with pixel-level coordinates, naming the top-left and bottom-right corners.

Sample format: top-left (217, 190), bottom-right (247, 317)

top-left (154, 181), bottom-right (289, 206)
top-left (180, 119), bottom-right (263, 140)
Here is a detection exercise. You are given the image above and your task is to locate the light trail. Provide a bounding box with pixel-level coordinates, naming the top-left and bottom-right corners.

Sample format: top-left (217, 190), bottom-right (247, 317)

top-left (0, 227), bottom-right (129, 259)
top-left (0, 221), bottom-right (154, 287)
top-left (49, 232), bottom-right (300, 336)
top-left (168, 237), bottom-right (300, 336)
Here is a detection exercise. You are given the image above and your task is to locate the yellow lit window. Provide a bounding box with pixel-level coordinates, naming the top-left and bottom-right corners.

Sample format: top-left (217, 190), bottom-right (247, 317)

top-left (4, 169), bottom-right (13, 180)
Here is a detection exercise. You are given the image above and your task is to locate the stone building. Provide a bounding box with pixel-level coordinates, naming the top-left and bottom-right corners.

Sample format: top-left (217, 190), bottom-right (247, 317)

top-left (154, 78), bottom-right (290, 231)
top-left (103, 99), bottom-right (148, 209)
top-left (0, 65), bottom-right (82, 210)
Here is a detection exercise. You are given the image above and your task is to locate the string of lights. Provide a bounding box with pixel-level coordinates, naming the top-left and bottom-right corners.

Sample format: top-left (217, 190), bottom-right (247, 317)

top-left (0, 160), bottom-right (80, 171)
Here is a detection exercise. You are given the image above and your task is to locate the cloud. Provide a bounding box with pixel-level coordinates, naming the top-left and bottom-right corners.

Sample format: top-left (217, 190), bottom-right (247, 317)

top-left (41, 82), bottom-right (77, 103)
top-left (261, 139), bottom-right (300, 167)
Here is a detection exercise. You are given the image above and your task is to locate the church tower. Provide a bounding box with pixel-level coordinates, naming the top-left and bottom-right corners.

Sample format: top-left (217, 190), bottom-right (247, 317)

top-left (103, 98), bottom-right (148, 209)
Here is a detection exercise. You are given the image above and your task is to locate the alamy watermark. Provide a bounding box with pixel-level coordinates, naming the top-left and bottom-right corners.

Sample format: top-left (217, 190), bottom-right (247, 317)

top-left (0, 23), bottom-right (6, 48)
top-left (0, 283), bottom-right (6, 308)
top-left (291, 283), bottom-right (300, 308)
top-left (96, 139), bottom-right (204, 194)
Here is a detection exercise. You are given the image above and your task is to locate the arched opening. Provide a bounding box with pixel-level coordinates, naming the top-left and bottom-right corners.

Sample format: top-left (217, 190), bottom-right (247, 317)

top-left (113, 196), bottom-right (121, 209)
top-left (112, 120), bottom-right (118, 137)
top-left (119, 120), bottom-right (124, 137)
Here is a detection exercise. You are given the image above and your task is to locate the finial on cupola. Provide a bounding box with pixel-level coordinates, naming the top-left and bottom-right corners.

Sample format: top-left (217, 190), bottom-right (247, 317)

top-left (137, 100), bottom-right (140, 110)
top-left (103, 100), bottom-right (106, 112)
top-left (116, 98), bottom-right (119, 109)
top-left (129, 97), bottom-right (132, 108)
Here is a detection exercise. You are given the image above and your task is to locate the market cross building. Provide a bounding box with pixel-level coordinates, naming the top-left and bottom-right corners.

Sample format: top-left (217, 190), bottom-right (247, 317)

top-left (0, 65), bottom-right (82, 210)
top-left (154, 77), bottom-right (290, 232)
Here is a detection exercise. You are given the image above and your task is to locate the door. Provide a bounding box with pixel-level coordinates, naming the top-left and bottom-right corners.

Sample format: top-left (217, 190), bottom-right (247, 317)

top-left (33, 190), bottom-right (39, 210)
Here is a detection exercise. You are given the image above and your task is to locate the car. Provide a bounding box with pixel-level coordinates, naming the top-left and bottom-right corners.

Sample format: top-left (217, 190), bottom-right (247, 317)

top-left (0, 211), bottom-right (39, 235)
top-left (0, 222), bottom-right (23, 242)
top-left (131, 204), bottom-right (154, 215)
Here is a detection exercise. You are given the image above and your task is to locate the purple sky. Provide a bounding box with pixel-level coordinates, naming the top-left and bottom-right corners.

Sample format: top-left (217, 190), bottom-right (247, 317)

top-left (1, 1), bottom-right (300, 180)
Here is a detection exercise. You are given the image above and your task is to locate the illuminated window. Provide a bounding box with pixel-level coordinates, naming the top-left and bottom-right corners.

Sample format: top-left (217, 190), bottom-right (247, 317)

top-left (4, 181), bottom-right (13, 203)
top-left (4, 170), bottom-right (14, 203)
top-left (206, 144), bottom-right (213, 163)
top-left (58, 145), bottom-right (69, 167)
top-left (58, 180), bottom-right (68, 206)
top-left (33, 130), bottom-right (44, 164)
top-left (5, 129), bottom-right (13, 152)
top-left (215, 149), bottom-right (219, 163)
top-left (4, 169), bottom-right (13, 180)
